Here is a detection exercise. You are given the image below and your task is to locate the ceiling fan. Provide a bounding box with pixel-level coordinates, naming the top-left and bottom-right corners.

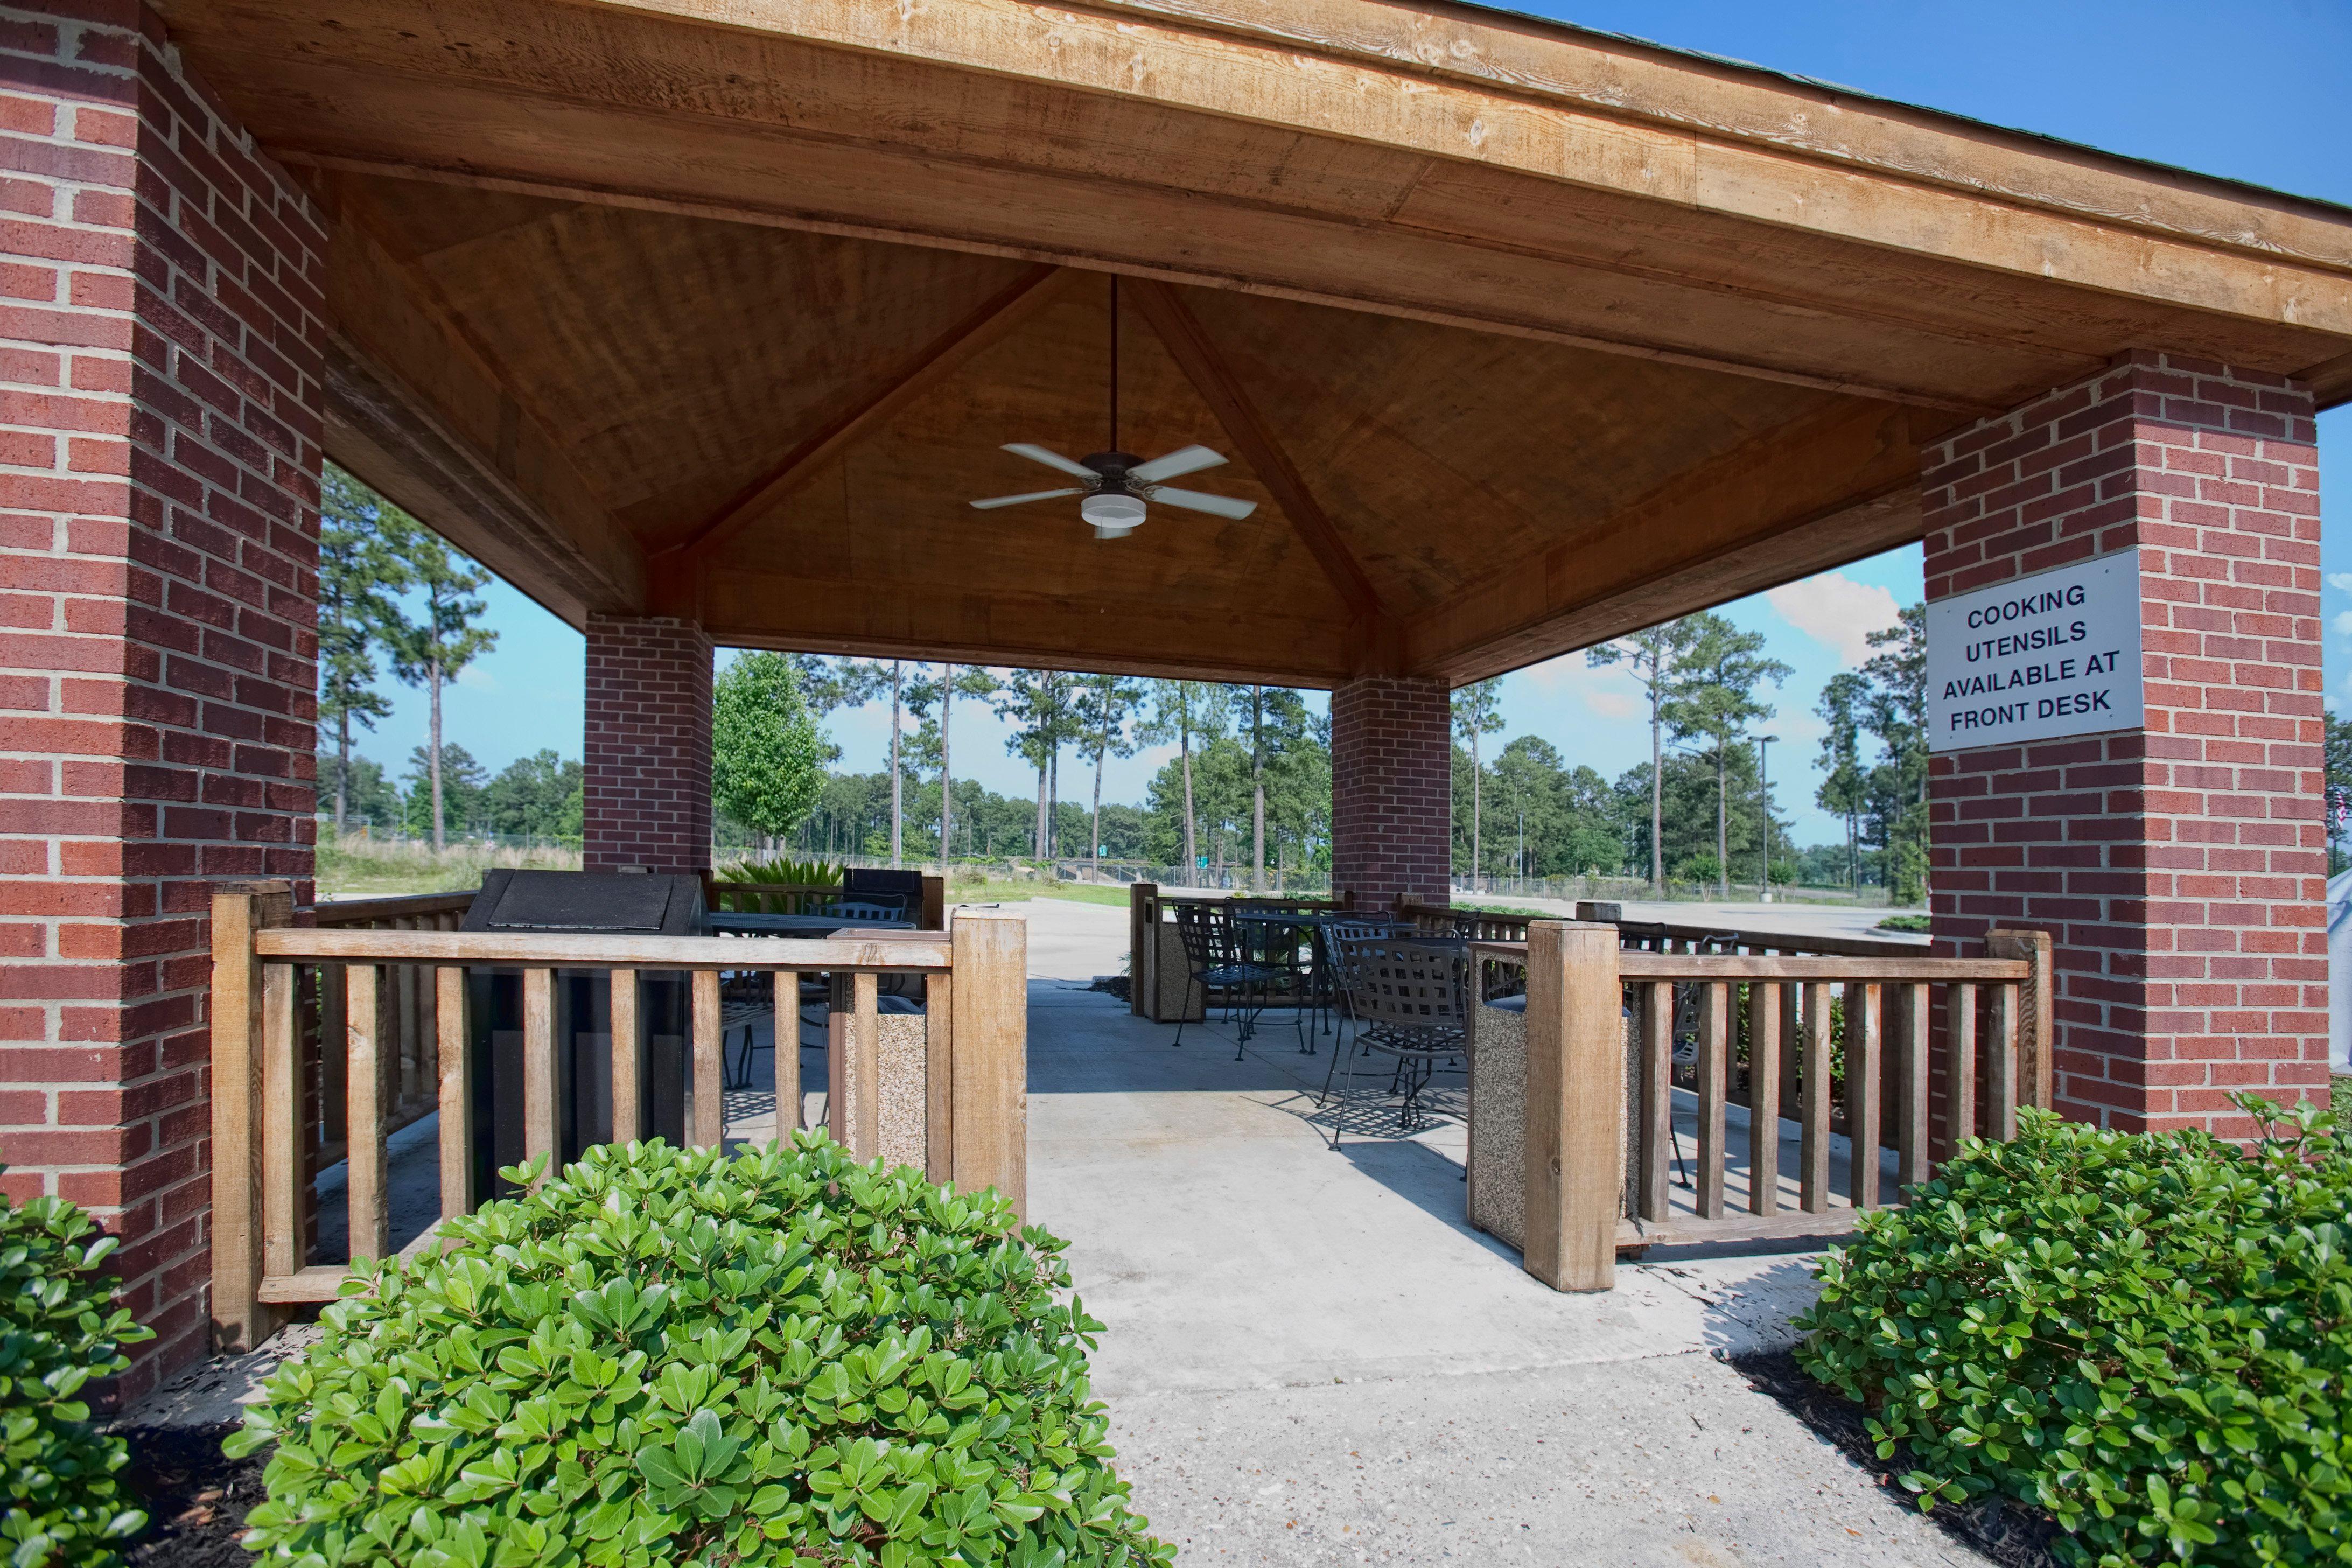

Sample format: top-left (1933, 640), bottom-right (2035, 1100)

top-left (970, 278), bottom-right (1258, 539)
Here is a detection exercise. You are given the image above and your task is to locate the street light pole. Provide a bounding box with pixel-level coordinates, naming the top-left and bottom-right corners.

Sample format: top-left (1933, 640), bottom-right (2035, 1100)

top-left (1756, 733), bottom-right (1780, 901)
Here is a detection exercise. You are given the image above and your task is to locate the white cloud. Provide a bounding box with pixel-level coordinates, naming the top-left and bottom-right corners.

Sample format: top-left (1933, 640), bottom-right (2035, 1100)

top-left (1587, 690), bottom-right (1636, 719)
top-left (456, 664), bottom-right (498, 691)
top-left (1765, 571), bottom-right (1902, 667)
top-left (2334, 610), bottom-right (2352, 640)
top-left (2329, 573), bottom-right (2352, 596)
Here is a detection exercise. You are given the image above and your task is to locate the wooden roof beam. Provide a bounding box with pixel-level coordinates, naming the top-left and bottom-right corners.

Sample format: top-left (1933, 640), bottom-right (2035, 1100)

top-left (320, 189), bottom-right (641, 625)
top-left (1403, 399), bottom-right (1927, 684)
top-left (1128, 278), bottom-right (1388, 667)
top-left (662, 263), bottom-right (1073, 573)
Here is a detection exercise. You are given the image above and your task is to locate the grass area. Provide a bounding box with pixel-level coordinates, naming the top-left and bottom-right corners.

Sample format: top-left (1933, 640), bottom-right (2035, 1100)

top-left (316, 835), bottom-right (579, 900)
top-left (1875, 913), bottom-right (1932, 933)
top-left (946, 877), bottom-right (1139, 907)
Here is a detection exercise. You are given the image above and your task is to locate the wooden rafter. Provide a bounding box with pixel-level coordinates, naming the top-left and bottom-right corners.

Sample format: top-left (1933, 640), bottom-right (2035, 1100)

top-left (666, 263), bottom-right (1072, 563)
top-left (1128, 278), bottom-right (1382, 633)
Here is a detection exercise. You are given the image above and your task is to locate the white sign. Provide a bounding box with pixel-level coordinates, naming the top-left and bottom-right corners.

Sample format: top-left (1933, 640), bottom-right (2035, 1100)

top-left (1926, 549), bottom-right (2143, 752)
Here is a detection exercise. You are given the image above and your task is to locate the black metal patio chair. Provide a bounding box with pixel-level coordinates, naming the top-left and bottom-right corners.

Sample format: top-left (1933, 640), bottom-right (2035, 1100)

top-left (1172, 901), bottom-right (1285, 1058)
top-left (1321, 937), bottom-right (1471, 1149)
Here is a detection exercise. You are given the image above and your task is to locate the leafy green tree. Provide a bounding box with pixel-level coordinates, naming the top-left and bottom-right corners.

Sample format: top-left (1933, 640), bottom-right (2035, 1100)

top-left (1076, 673), bottom-right (1146, 880)
top-left (712, 652), bottom-right (830, 849)
top-left (316, 467), bottom-right (415, 833)
top-left (1451, 678), bottom-right (1504, 891)
top-left (401, 744), bottom-right (487, 838)
top-left (1859, 606), bottom-right (1930, 903)
top-left (313, 749), bottom-right (402, 830)
top-left (1662, 613), bottom-right (1789, 898)
top-left (1587, 618), bottom-right (1706, 892)
top-left (1138, 681), bottom-right (1227, 880)
top-left (1815, 670), bottom-right (1870, 889)
top-left (905, 664), bottom-right (997, 869)
top-left (993, 670), bottom-right (1081, 858)
top-left (384, 533), bottom-right (497, 852)
top-left (1233, 684), bottom-right (1312, 892)
top-left (480, 751), bottom-right (585, 842)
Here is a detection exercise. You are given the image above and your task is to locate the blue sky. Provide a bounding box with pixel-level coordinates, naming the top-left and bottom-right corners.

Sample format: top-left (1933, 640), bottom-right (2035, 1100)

top-left (356, 0), bottom-right (2352, 849)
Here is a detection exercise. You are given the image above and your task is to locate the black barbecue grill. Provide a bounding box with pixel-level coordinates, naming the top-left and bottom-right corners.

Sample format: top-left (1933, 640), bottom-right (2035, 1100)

top-left (460, 869), bottom-right (708, 1195)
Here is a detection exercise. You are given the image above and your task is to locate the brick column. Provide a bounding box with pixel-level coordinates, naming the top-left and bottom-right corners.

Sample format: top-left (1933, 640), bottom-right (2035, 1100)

top-left (0, 5), bottom-right (326, 1392)
top-left (583, 615), bottom-right (713, 874)
top-left (1330, 675), bottom-right (1451, 909)
top-left (1924, 352), bottom-right (2327, 1138)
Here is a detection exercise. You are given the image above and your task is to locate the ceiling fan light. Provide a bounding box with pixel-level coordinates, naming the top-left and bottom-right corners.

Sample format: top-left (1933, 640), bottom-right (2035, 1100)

top-left (1081, 492), bottom-right (1146, 533)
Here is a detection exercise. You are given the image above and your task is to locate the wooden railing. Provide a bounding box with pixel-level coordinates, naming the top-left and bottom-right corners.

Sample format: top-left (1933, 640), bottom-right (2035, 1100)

top-left (1395, 898), bottom-right (1933, 959)
top-left (208, 881), bottom-right (1025, 1354)
top-left (307, 890), bottom-right (477, 1154)
top-left (1126, 882), bottom-right (1355, 1021)
top-left (1465, 920), bottom-right (2051, 1293)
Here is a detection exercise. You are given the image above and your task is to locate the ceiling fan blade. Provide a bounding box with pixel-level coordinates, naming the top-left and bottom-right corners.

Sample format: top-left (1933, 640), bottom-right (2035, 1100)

top-left (1150, 486), bottom-right (1258, 520)
top-left (1128, 444), bottom-right (1227, 484)
top-left (969, 488), bottom-right (1083, 510)
top-left (1001, 443), bottom-right (1097, 480)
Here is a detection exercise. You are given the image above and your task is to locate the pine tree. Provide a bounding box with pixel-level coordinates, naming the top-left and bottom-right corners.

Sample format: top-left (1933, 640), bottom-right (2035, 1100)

top-left (1662, 613), bottom-right (1790, 899)
top-left (1138, 682), bottom-right (1227, 884)
top-left (1077, 673), bottom-right (1145, 881)
top-left (1587, 619), bottom-right (1706, 893)
top-left (316, 468), bottom-right (415, 833)
top-left (1450, 678), bottom-right (1503, 891)
top-left (384, 533), bottom-right (497, 852)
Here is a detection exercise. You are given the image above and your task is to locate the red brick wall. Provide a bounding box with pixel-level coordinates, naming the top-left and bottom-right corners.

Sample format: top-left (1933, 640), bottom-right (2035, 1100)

top-left (583, 615), bottom-right (712, 874)
top-left (1, 3), bottom-right (325, 1392)
top-left (1923, 351), bottom-right (2326, 1138)
top-left (1331, 675), bottom-right (1452, 909)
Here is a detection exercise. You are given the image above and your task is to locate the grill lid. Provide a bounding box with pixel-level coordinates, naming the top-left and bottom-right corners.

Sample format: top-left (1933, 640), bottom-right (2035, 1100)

top-left (462, 869), bottom-right (706, 934)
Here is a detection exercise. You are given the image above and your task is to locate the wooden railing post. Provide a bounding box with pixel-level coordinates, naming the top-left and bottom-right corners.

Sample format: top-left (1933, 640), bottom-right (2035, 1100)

top-left (1129, 882), bottom-right (1157, 1018)
top-left (1984, 928), bottom-right (2054, 1110)
top-left (1522, 920), bottom-right (1621, 1292)
top-left (209, 880), bottom-right (291, 1355)
top-left (949, 911), bottom-right (1028, 1219)
top-left (920, 874), bottom-right (946, 932)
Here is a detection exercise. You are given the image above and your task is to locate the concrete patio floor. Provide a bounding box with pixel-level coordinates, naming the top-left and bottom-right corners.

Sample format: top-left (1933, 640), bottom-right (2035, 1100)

top-left (1012, 899), bottom-right (1986, 1565)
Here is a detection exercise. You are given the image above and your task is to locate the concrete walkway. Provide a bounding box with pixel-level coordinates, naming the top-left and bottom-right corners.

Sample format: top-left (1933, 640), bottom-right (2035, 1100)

top-left (1032, 982), bottom-right (1984, 1565)
top-left (997, 895), bottom-right (1980, 1563)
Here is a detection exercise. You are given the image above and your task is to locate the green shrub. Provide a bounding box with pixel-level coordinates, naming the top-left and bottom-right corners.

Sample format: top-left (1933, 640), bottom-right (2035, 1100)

top-left (1, 1175), bottom-right (155, 1568)
top-left (1795, 1097), bottom-right (2352, 1566)
top-left (229, 1135), bottom-right (1171, 1566)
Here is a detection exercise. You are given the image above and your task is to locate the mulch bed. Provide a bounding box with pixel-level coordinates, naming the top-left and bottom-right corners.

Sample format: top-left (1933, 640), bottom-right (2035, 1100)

top-left (118, 1423), bottom-right (269, 1568)
top-left (1086, 974), bottom-right (1130, 1002)
top-left (1726, 1349), bottom-right (2067, 1568)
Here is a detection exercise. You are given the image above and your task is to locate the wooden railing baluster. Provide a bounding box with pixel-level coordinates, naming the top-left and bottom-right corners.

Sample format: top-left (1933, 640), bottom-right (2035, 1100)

top-left (1948, 981), bottom-right (1978, 1153)
top-left (1988, 982), bottom-right (2019, 1141)
top-left (435, 965), bottom-right (473, 1223)
top-left (1747, 980), bottom-right (1781, 1215)
top-left (1637, 981), bottom-right (1672, 1222)
top-left (522, 967), bottom-right (556, 1179)
top-left (851, 969), bottom-right (881, 1159)
top-left (1845, 982), bottom-right (1882, 1210)
top-left (610, 968), bottom-right (640, 1143)
top-left (692, 967), bottom-right (723, 1149)
top-left (1695, 979), bottom-right (1728, 1219)
top-left (1800, 981), bottom-right (1832, 1214)
top-left (262, 952), bottom-right (302, 1282)
top-left (1899, 981), bottom-right (1931, 1193)
top-left (345, 962), bottom-right (388, 1262)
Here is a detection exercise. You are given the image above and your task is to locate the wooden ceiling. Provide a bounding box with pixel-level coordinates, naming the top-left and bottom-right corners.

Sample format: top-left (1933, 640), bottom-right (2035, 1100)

top-left (158, 0), bottom-right (2352, 686)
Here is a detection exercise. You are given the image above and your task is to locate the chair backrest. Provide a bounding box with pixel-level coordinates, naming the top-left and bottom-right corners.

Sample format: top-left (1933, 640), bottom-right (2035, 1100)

top-left (820, 894), bottom-right (913, 925)
top-left (1173, 901), bottom-right (1231, 972)
top-left (1341, 940), bottom-right (1470, 1034)
top-left (1322, 919), bottom-right (1411, 986)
